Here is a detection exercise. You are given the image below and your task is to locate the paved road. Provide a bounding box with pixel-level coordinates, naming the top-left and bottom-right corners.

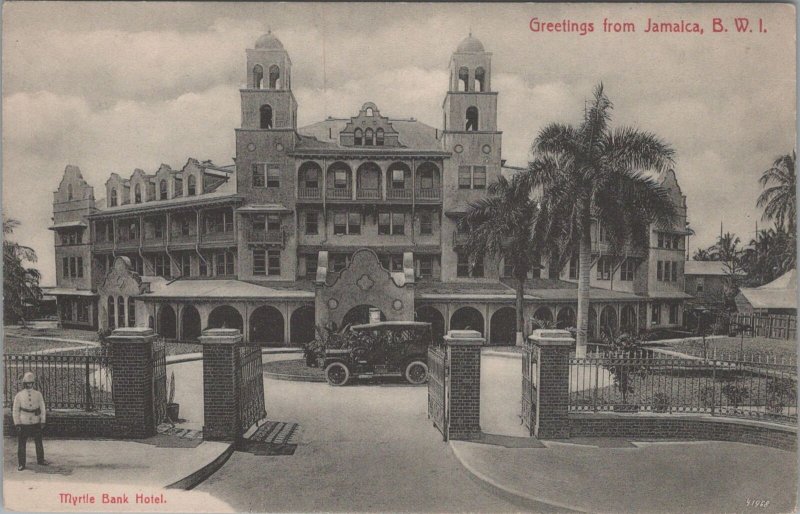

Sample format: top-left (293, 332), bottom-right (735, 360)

top-left (197, 372), bottom-right (527, 512)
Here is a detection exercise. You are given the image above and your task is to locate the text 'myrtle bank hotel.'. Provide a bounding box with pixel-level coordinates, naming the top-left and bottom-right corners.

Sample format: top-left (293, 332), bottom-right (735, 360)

top-left (48, 33), bottom-right (691, 345)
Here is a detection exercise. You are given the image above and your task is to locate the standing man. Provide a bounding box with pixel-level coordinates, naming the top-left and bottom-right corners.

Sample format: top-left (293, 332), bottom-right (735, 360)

top-left (12, 372), bottom-right (47, 471)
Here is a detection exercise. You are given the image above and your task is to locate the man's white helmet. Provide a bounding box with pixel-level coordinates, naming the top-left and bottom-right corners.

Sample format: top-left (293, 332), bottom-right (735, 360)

top-left (22, 372), bottom-right (35, 383)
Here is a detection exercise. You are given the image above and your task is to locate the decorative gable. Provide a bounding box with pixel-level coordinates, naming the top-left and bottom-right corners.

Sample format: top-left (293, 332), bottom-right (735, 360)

top-left (339, 102), bottom-right (401, 147)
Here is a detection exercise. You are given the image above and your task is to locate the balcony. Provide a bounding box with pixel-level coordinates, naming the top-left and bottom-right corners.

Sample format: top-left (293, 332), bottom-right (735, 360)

top-left (201, 230), bottom-right (235, 243)
top-left (116, 237), bottom-right (139, 250)
top-left (416, 188), bottom-right (441, 201)
top-left (357, 188), bottom-right (381, 200)
top-left (387, 188), bottom-right (412, 200)
top-left (93, 240), bottom-right (115, 251)
top-left (327, 188), bottom-right (352, 200)
top-left (592, 241), bottom-right (647, 258)
top-left (169, 233), bottom-right (198, 247)
top-left (142, 235), bottom-right (166, 248)
top-left (248, 229), bottom-right (284, 246)
top-left (298, 187), bottom-right (321, 199)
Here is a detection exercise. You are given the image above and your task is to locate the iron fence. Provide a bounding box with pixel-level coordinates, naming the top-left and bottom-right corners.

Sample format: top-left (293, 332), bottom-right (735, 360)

top-left (569, 349), bottom-right (797, 425)
top-left (4, 350), bottom-right (114, 412)
top-left (237, 344), bottom-right (267, 434)
top-left (153, 340), bottom-right (168, 424)
top-left (427, 345), bottom-right (448, 440)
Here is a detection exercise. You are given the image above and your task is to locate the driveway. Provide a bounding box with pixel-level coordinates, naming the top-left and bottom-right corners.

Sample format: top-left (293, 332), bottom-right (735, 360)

top-left (195, 358), bottom-right (530, 512)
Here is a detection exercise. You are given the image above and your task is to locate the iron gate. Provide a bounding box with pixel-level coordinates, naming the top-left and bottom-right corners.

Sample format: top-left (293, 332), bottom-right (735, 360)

top-left (237, 344), bottom-right (267, 435)
top-left (427, 345), bottom-right (448, 440)
top-left (152, 339), bottom-right (168, 425)
top-left (521, 344), bottom-right (538, 435)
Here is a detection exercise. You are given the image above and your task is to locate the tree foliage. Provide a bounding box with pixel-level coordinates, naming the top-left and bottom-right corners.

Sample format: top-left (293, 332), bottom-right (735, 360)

top-left (757, 151), bottom-right (796, 233)
top-left (3, 217), bottom-right (43, 324)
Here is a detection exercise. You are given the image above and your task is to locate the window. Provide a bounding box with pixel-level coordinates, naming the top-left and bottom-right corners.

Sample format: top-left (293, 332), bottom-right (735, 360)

top-left (458, 166), bottom-right (472, 189)
top-left (180, 253), bottom-right (191, 276)
top-left (598, 223), bottom-right (608, 243)
top-left (253, 64), bottom-right (263, 88)
top-left (260, 104), bottom-right (273, 129)
top-left (267, 250), bottom-right (281, 276)
top-left (388, 254), bottom-right (403, 272)
top-left (569, 256), bottom-right (579, 280)
top-left (61, 233), bottom-right (69, 245)
top-left (473, 166), bottom-right (486, 189)
top-left (305, 212), bottom-right (318, 235)
top-left (331, 254), bottom-right (347, 272)
top-left (304, 167), bottom-right (319, 189)
top-left (267, 167), bottom-right (280, 188)
top-left (696, 277), bottom-right (705, 293)
top-left (376, 128), bottom-right (384, 146)
top-left (62, 257), bottom-right (69, 278)
top-left (672, 260), bottom-right (680, 282)
top-left (173, 177), bottom-right (183, 197)
top-left (502, 259), bottom-right (514, 278)
top-left (129, 221), bottom-right (139, 241)
top-left (216, 251), bottom-right (234, 276)
top-left (418, 256), bottom-right (433, 278)
top-left (117, 296), bottom-right (125, 328)
top-left (419, 168), bottom-right (434, 189)
top-left (673, 235), bottom-right (681, 249)
top-left (620, 259), bottom-right (635, 281)
top-left (474, 67), bottom-right (486, 92)
top-left (68, 184), bottom-right (73, 200)
top-left (305, 254), bottom-right (318, 278)
top-left (128, 300), bottom-right (136, 327)
top-left (253, 250), bottom-right (266, 275)
top-left (354, 129), bottom-right (363, 146)
top-left (187, 175), bottom-right (196, 196)
top-left (458, 66), bottom-right (469, 92)
top-left (266, 214), bottom-right (281, 232)
top-left (334, 170), bottom-right (348, 189)
top-left (669, 304), bottom-right (679, 324)
top-left (199, 256), bottom-right (209, 277)
top-left (334, 213), bottom-right (347, 235)
top-left (378, 213), bottom-right (391, 235)
top-left (365, 128), bottom-right (374, 146)
top-left (154, 254), bottom-right (169, 278)
top-left (457, 253), bottom-right (483, 277)
top-left (206, 211), bottom-right (232, 233)
top-left (159, 180), bottom-right (168, 200)
top-left (134, 184), bottom-right (142, 203)
top-left (466, 106), bottom-right (478, 131)
top-left (252, 164), bottom-right (265, 187)
top-left (70, 257), bottom-right (77, 278)
top-left (268, 65), bottom-right (280, 89)
top-left (107, 297), bottom-right (115, 328)
top-left (77, 257), bottom-right (83, 278)
top-left (348, 212), bottom-right (361, 235)
top-left (390, 212), bottom-right (405, 235)
top-left (657, 261), bottom-right (664, 281)
top-left (180, 218), bottom-right (192, 237)
top-left (651, 303), bottom-right (661, 324)
top-left (147, 182), bottom-right (156, 201)
top-left (78, 300), bottom-right (89, 323)
top-left (110, 188), bottom-right (118, 207)
top-left (597, 257), bottom-right (612, 280)
top-left (420, 211), bottom-right (432, 235)
top-left (154, 219), bottom-right (164, 239)
top-left (392, 169), bottom-right (405, 189)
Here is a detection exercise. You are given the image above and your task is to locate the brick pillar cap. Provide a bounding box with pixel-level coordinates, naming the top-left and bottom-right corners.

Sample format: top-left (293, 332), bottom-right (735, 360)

top-left (528, 329), bottom-right (575, 347)
top-left (443, 330), bottom-right (485, 346)
top-left (107, 327), bottom-right (155, 341)
top-left (200, 328), bottom-right (243, 345)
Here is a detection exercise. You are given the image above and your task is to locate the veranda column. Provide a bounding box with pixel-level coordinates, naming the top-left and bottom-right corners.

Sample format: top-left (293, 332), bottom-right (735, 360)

top-left (443, 329), bottom-right (484, 440)
top-left (201, 328), bottom-right (242, 441)
top-left (108, 327), bottom-right (157, 438)
top-left (529, 329), bottom-right (574, 439)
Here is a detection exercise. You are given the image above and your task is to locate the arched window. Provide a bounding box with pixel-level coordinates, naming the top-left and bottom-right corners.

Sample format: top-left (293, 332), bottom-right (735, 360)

top-left (376, 128), bottom-right (385, 146)
top-left (117, 296), bottom-right (125, 328)
top-left (260, 104), bottom-right (273, 129)
top-left (107, 296), bottom-right (115, 329)
top-left (354, 128), bottom-right (363, 146)
top-left (110, 188), bottom-right (118, 207)
top-left (365, 128), bottom-right (374, 146)
top-left (466, 106), bottom-right (479, 131)
top-left (474, 67), bottom-right (486, 92)
top-left (268, 65), bottom-right (280, 89)
top-left (458, 66), bottom-right (469, 92)
top-left (253, 64), bottom-right (264, 88)
top-left (67, 184), bottom-right (73, 200)
top-left (159, 180), bottom-right (168, 200)
top-left (134, 183), bottom-right (142, 203)
top-left (187, 175), bottom-right (196, 196)
top-left (128, 300), bottom-right (136, 327)
top-left (366, 107), bottom-right (374, 117)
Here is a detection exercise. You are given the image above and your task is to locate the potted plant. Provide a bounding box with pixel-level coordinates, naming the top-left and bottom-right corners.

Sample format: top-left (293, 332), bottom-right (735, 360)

top-left (166, 371), bottom-right (180, 422)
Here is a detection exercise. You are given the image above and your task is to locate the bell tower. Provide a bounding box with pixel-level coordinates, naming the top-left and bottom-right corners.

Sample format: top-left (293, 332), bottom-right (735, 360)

top-left (240, 30), bottom-right (297, 131)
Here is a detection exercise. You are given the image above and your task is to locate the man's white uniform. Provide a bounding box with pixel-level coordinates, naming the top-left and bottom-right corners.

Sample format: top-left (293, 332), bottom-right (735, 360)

top-left (13, 372), bottom-right (46, 469)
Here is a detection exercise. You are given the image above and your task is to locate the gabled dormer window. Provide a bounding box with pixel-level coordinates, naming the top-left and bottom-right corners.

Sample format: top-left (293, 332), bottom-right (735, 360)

top-left (376, 128), bottom-right (384, 146)
top-left (354, 128), bottom-right (363, 146)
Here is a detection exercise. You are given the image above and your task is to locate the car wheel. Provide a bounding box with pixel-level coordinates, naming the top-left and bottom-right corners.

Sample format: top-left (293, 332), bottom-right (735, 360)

top-left (405, 360), bottom-right (428, 385)
top-left (325, 362), bottom-right (350, 386)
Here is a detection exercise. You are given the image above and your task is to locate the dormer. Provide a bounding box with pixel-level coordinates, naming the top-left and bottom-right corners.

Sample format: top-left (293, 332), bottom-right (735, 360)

top-left (339, 103), bottom-right (401, 147)
top-left (54, 165), bottom-right (95, 205)
top-left (105, 173), bottom-right (130, 207)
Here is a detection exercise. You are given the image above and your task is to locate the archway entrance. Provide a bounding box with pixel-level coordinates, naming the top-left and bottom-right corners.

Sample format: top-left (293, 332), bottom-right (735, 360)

top-left (556, 306), bottom-right (576, 329)
top-left (532, 306), bottom-right (554, 329)
top-left (415, 306), bottom-right (445, 345)
top-left (600, 305), bottom-right (618, 337)
top-left (158, 305), bottom-right (176, 339)
top-left (290, 306), bottom-right (316, 345)
top-left (342, 305), bottom-right (386, 328)
top-left (250, 306), bottom-right (284, 345)
top-left (621, 305), bottom-right (637, 334)
top-left (181, 305), bottom-right (201, 342)
top-left (450, 307), bottom-right (484, 335)
top-left (489, 307), bottom-right (516, 345)
top-left (208, 305), bottom-right (243, 333)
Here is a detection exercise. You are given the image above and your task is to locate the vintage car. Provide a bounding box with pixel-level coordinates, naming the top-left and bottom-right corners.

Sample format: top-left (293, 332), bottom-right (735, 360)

top-left (323, 321), bottom-right (432, 386)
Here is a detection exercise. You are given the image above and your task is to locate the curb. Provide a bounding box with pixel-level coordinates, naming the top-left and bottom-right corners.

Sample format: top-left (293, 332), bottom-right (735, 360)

top-left (449, 441), bottom-right (584, 513)
top-left (165, 443), bottom-right (236, 490)
top-left (264, 372), bottom-right (326, 383)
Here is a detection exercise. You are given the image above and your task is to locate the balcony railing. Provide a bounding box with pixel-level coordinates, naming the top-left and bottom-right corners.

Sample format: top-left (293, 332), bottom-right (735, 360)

top-left (416, 188), bottom-right (441, 200)
top-left (248, 230), bottom-right (284, 245)
top-left (116, 237), bottom-right (139, 248)
top-left (327, 188), bottom-right (352, 200)
top-left (387, 188), bottom-right (412, 200)
top-left (592, 241), bottom-right (646, 257)
top-left (298, 187), bottom-right (321, 199)
top-left (169, 233), bottom-right (198, 245)
top-left (143, 236), bottom-right (166, 246)
top-left (357, 189), bottom-right (382, 200)
top-left (202, 230), bottom-right (235, 243)
top-left (93, 240), bottom-right (115, 250)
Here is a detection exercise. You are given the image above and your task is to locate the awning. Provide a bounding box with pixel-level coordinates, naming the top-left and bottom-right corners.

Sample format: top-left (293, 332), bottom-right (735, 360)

top-left (136, 279), bottom-right (314, 301)
top-left (48, 221), bottom-right (87, 230)
top-left (642, 291), bottom-right (693, 300)
top-left (236, 204), bottom-right (293, 214)
top-left (45, 288), bottom-right (97, 297)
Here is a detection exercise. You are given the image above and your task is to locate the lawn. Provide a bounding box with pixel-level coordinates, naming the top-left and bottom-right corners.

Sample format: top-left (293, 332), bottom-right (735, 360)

top-left (663, 336), bottom-right (797, 362)
top-left (263, 358), bottom-right (326, 382)
top-left (5, 326), bottom-right (100, 342)
top-left (3, 336), bottom-right (97, 355)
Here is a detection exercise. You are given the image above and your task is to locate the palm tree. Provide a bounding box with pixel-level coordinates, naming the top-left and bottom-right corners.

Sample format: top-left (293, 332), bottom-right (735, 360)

top-left (525, 84), bottom-right (678, 355)
top-left (692, 247), bottom-right (715, 261)
top-left (757, 151), bottom-right (796, 233)
top-left (742, 225), bottom-right (796, 285)
top-left (460, 174), bottom-right (548, 345)
top-left (711, 232), bottom-right (742, 263)
top-left (3, 217), bottom-right (43, 324)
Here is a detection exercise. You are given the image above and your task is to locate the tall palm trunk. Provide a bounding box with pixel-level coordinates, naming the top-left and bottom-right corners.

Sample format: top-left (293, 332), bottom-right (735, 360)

top-left (515, 276), bottom-right (525, 346)
top-left (576, 216), bottom-right (592, 357)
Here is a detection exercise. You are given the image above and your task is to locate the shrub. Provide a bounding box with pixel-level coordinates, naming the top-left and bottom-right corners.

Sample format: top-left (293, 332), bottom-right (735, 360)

top-left (652, 392), bottom-right (670, 413)
top-left (766, 377), bottom-right (796, 414)
top-left (721, 381), bottom-right (749, 409)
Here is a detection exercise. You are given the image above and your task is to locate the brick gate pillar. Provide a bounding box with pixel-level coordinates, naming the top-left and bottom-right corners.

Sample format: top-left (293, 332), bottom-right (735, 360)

top-left (201, 328), bottom-right (242, 441)
top-left (444, 329), bottom-right (484, 440)
top-left (529, 329), bottom-right (575, 439)
top-left (108, 327), bottom-right (157, 438)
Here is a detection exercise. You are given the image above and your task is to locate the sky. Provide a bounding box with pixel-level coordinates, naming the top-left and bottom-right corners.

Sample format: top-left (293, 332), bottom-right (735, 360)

top-left (2, 2), bottom-right (795, 286)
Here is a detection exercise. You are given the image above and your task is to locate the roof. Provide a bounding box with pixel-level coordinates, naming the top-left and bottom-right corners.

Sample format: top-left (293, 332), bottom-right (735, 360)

top-left (254, 31), bottom-right (284, 50)
top-left (685, 261), bottom-right (732, 276)
top-left (237, 204), bottom-right (292, 213)
top-left (136, 279), bottom-right (314, 300)
top-left (415, 279), bottom-right (647, 302)
top-left (88, 192), bottom-right (242, 218)
top-left (49, 221), bottom-right (87, 230)
top-left (45, 288), bottom-right (97, 297)
top-left (738, 269), bottom-right (797, 310)
top-left (642, 291), bottom-right (694, 300)
top-left (456, 34), bottom-right (486, 53)
top-left (297, 118), bottom-right (443, 151)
